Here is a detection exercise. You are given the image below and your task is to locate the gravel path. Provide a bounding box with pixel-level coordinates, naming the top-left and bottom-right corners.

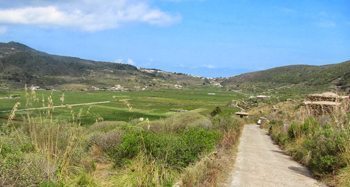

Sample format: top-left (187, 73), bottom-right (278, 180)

top-left (229, 124), bottom-right (325, 187)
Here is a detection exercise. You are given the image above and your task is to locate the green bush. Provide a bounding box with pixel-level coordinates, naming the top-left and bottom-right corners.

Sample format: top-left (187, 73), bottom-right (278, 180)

top-left (0, 133), bottom-right (34, 157)
top-left (286, 119), bottom-right (319, 140)
top-left (288, 143), bottom-right (310, 164)
top-left (287, 122), bottom-right (300, 140)
top-left (210, 106), bottom-right (222, 117)
top-left (269, 121), bottom-right (289, 146)
top-left (306, 125), bottom-right (348, 175)
top-left (300, 118), bottom-right (319, 137)
top-left (111, 129), bottom-right (143, 166)
top-left (111, 127), bottom-right (220, 169)
top-left (212, 114), bottom-right (242, 132)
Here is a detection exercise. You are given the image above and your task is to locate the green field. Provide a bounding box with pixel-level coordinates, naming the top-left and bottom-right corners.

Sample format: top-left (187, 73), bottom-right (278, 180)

top-left (0, 88), bottom-right (244, 125)
top-left (0, 87), bottom-right (246, 186)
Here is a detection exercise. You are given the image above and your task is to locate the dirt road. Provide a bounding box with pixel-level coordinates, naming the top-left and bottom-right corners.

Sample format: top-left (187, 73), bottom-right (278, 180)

top-left (229, 124), bottom-right (324, 187)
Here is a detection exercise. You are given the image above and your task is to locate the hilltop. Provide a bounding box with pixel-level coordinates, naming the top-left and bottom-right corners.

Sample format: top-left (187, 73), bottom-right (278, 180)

top-left (221, 61), bottom-right (350, 93)
top-left (0, 42), bottom-right (207, 90)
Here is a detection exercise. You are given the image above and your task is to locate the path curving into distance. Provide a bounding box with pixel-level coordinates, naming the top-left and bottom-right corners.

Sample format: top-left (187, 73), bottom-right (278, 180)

top-left (229, 124), bottom-right (325, 187)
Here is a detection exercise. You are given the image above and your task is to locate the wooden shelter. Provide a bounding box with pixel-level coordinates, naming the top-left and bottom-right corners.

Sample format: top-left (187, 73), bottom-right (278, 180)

top-left (256, 95), bottom-right (270, 100)
top-left (235, 112), bottom-right (249, 118)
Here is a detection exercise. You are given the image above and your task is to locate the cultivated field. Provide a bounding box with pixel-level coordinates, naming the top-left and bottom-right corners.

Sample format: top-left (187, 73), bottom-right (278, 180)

top-left (0, 88), bottom-right (244, 124)
top-left (0, 87), bottom-right (245, 186)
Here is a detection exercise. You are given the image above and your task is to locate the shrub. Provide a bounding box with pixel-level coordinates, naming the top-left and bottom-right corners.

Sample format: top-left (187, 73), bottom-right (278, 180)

top-left (0, 152), bottom-right (56, 187)
top-left (287, 139), bottom-right (310, 164)
top-left (287, 122), bottom-right (300, 140)
top-left (210, 106), bottom-right (222, 117)
top-left (111, 129), bottom-right (143, 166)
top-left (269, 121), bottom-right (289, 146)
top-left (300, 118), bottom-right (319, 137)
top-left (111, 127), bottom-right (220, 169)
top-left (88, 130), bottom-right (122, 152)
top-left (212, 115), bottom-right (242, 132)
top-left (0, 132), bottom-right (33, 157)
top-left (306, 125), bottom-right (348, 175)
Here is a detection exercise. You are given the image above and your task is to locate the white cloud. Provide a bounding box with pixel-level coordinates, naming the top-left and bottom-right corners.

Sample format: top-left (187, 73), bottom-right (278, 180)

top-left (317, 20), bottom-right (336, 28)
top-left (203, 64), bottom-right (216, 69)
top-left (0, 0), bottom-right (180, 31)
top-left (126, 58), bottom-right (135, 65)
top-left (0, 26), bottom-right (7, 34)
top-left (114, 58), bottom-right (136, 65)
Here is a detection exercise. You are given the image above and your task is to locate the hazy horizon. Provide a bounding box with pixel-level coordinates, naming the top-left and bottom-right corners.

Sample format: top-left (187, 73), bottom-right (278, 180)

top-left (0, 0), bottom-right (349, 77)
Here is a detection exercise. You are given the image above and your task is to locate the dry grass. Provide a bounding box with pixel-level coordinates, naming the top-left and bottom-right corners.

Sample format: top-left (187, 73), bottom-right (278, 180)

top-left (0, 88), bottom-right (90, 186)
top-left (140, 112), bottom-right (213, 133)
top-left (111, 153), bottom-right (178, 187)
top-left (337, 166), bottom-right (350, 187)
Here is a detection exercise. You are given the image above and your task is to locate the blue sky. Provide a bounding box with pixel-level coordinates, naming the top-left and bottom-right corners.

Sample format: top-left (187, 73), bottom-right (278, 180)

top-left (0, 0), bottom-right (349, 77)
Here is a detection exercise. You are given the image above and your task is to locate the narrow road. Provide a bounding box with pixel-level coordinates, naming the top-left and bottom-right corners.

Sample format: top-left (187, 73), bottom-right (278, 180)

top-left (230, 124), bottom-right (324, 187)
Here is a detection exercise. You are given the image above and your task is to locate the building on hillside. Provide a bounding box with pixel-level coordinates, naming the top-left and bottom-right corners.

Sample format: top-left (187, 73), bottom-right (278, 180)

top-left (30, 85), bottom-right (40, 91)
top-left (174, 84), bottom-right (183, 89)
top-left (109, 84), bottom-right (125, 91)
top-left (256, 95), bottom-right (270, 100)
top-left (235, 111), bottom-right (249, 118)
top-left (90, 86), bottom-right (100, 91)
top-left (304, 92), bottom-right (349, 116)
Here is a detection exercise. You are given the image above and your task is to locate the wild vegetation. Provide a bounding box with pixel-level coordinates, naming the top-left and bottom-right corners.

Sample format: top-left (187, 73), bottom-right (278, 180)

top-left (0, 88), bottom-right (244, 186)
top-left (256, 99), bottom-right (350, 186)
top-left (222, 61), bottom-right (350, 93)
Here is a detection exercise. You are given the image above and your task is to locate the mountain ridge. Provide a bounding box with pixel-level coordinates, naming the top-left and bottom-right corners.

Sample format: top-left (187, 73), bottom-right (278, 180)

top-left (1, 41), bottom-right (349, 92)
top-left (0, 42), bottom-right (207, 90)
top-left (222, 60), bottom-right (350, 92)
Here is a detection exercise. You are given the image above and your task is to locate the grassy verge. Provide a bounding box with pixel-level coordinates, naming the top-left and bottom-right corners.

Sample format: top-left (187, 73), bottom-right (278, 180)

top-left (177, 112), bottom-right (244, 186)
top-left (258, 101), bottom-right (350, 187)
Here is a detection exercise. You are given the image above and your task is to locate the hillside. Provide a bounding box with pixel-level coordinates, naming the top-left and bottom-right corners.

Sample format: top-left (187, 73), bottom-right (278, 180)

top-left (2, 41), bottom-right (349, 93)
top-left (0, 42), bottom-right (206, 90)
top-left (222, 61), bottom-right (350, 93)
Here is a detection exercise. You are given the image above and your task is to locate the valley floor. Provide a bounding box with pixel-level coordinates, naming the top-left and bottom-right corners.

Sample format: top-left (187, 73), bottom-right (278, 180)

top-left (229, 124), bottom-right (324, 187)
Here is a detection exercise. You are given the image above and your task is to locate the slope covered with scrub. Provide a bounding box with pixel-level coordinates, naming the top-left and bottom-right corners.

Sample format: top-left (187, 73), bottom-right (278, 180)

top-left (0, 42), bottom-right (206, 89)
top-left (222, 61), bottom-right (350, 92)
